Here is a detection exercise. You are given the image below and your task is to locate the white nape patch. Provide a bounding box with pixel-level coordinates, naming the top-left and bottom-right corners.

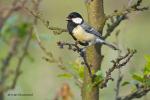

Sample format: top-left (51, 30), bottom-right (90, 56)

top-left (72, 18), bottom-right (83, 24)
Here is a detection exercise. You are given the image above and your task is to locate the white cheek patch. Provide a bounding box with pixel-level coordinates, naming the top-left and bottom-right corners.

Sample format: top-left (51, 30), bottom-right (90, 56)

top-left (72, 18), bottom-right (82, 24)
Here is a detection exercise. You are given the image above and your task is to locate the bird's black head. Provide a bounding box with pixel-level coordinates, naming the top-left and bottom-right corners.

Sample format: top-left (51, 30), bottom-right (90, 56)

top-left (66, 12), bottom-right (83, 25)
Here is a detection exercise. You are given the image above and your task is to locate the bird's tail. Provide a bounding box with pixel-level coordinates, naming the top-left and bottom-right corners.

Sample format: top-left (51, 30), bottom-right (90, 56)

top-left (96, 38), bottom-right (119, 50)
top-left (103, 41), bottom-right (119, 50)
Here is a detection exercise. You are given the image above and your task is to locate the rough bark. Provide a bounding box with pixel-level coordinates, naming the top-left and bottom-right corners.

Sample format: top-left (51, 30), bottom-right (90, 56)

top-left (81, 0), bottom-right (105, 100)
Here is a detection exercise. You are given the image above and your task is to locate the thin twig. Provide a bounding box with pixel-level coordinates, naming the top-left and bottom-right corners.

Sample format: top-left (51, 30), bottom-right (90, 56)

top-left (1, 37), bottom-right (19, 82)
top-left (10, 29), bottom-right (32, 89)
top-left (119, 86), bottom-right (150, 100)
top-left (33, 21), bottom-right (82, 87)
top-left (0, 0), bottom-right (29, 96)
top-left (115, 30), bottom-right (123, 100)
top-left (0, 0), bottom-right (27, 29)
top-left (103, 0), bottom-right (148, 39)
top-left (100, 49), bottom-right (136, 89)
top-left (23, 7), bottom-right (67, 35)
top-left (103, 16), bottom-right (127, 39)
top-left (106, 0), bottom-right (148, 19)
top-left (115, 70), bottom-right (123, 100)
top-left (3, 0), bottom-right (41, 91)
top-left (57, 41), bottom-right (93, 78)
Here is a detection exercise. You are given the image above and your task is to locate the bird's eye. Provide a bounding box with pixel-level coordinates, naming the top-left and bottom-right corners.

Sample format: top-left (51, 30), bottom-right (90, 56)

top-left (70, 15), bottom-right (73, 18)
top-left (70, 14), bottom-right (76, 18)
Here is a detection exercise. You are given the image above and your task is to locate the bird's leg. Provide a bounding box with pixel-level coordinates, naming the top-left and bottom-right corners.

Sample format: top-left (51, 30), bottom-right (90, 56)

top-left (75, 41), bottom-right (80, 46)
top-left (79, 47), bottom-right (86, 57)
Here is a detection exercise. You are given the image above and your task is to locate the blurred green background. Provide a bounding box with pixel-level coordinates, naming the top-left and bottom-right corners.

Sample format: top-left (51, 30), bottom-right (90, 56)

top-left (0, 0), bottom-right (150, 100)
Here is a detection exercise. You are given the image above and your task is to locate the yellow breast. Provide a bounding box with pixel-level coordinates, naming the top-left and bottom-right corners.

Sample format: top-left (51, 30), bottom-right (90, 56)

top-left (72, 26), bottom-right (95, 42)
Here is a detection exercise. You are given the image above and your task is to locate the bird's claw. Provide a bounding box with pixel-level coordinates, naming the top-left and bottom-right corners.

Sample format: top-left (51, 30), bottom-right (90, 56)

top-left (79, 48), bottom-right (86, 57)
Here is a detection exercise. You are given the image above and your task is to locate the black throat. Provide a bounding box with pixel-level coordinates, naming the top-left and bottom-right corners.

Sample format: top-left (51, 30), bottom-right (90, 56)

top-left (67, 21), bottom-right (78, 34)
top-left (67, 20), bottom-right (89, 46)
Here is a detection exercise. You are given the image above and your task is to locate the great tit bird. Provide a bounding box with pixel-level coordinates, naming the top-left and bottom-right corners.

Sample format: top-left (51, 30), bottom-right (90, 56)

top-left (66, 12), bottom-right (118, 50)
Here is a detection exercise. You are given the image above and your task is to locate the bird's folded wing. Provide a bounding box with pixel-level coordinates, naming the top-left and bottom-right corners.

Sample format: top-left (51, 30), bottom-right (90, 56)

top-left (81, 22), bottom-right (102, 38)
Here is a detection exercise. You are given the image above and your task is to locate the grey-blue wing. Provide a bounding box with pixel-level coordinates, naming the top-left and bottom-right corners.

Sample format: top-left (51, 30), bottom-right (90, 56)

top-left (81, 22), bottom-right (102, 38)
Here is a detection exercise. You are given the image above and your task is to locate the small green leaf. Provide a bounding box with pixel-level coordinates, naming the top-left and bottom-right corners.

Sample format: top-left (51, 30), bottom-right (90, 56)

top-left (121, 81), bottom-right (130, 86)
top-left (17, 23), bottom-right (30, 38)
top-left (144, 55), bottom-right (150, 62)
top-left (91, 70), bottom-right (104, 86)
top-left (144, 65), bottom-right (150, 74)
top-left (95, 70), bottom-right (103, 77)
top-left (95, 70), bottom-right (104, 81)
top-left (132, 73), bottom-right (144, 83)
top-left (57, 73), bottom-right (72, 78)
top-left (78, 67), bottom-right (84, 79)
top-left (143, 55), bottom-right (150, 77)
top-left (1, 15), bottom-right (31, 40)
top-left (144, 67), bottom-right (150, 76)
top-left (70, 63), bottom-right (84, 79)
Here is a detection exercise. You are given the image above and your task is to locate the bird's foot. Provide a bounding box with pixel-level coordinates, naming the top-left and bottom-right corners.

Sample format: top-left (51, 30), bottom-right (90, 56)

top-left (79, 48), bottom-right (86, 57)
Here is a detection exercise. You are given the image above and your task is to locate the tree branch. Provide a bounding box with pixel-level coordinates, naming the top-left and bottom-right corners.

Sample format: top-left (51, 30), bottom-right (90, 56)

top-left (82, 0), bottom-right (105, 99)
top-left (1, 37), bottom-right (19, 82)
top-left (103, 15), bottom-right (127, 39)
top-left (33, 28), bottom-right (83, 87)
top-left (106, 0), bottom-right (148, 19)
top-left (10, 31), bottom-right (32, 89)
top-left (114, 30), bottom-right (123, 100)
top-left (0, 0), bottom-right (27, 29)
top-left (0, 28), bottom-right (35, 93)
top-left (115, 71), bottom-right (123, 100)
top-left (119, 86), bottom-right (150, 100)
top-left (24, 7), bottom-right (67, 35)
top-left (8, 0), bottom-right (41, 90)
top-left (57, 41), bottom-right (93, 78)
top-left (103, 0), bottom-right (148, 39)
top-left (100, 49), bottom-right (136, 89)
top-left (0, 0), bottom-right (41, 96)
